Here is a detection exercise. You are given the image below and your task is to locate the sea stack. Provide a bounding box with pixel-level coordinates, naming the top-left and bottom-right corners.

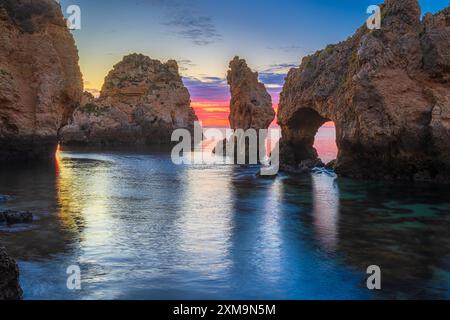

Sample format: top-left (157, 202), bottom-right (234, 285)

top-left (0, 244), bottom-right (22, 300)
top-left (227, 56), bottom-right (275, 131)
top-left (0, 0), bottom-right (83, 162)
top-left (60, 54), bottom-right (198, 146)
top-left (215, 57), bottom-right (275, 160)
top-left (278, 0), bottom-right (450, 182)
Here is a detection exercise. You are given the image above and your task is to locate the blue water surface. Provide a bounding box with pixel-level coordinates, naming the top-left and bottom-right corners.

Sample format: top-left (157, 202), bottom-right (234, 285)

top-left (0, 149), bottom-right (449, 300)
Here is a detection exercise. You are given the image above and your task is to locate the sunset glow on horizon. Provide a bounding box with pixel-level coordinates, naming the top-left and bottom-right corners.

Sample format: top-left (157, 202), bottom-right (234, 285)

top-left (191, 96), bottom-right (281, 128)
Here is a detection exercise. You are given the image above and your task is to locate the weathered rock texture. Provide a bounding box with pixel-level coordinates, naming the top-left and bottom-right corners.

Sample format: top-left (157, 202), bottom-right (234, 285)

top-left (228, 56), bottom-right (275, 131)
top-left (278, 0), bottom-right (450, 182)
top-left (214, 57), bottom-right (275, 161)
top-left (0, 0), bottom-right (83, 161)
top-left (60, 54), bottom-right (198, 146)
top-left (0, 244), bottom-right (22, 300)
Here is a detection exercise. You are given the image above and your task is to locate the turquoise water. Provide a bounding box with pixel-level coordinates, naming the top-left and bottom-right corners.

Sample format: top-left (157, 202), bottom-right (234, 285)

top-left (0, 147), bottom-right (449, 300)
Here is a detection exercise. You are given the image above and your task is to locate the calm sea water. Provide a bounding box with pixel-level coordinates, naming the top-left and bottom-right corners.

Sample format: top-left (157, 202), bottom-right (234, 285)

top-left (0, 127), bottom-right (449, 300)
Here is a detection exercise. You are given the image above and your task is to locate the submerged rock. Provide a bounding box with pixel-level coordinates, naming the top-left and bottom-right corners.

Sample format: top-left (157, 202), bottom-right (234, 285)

top-left (282, 159), bottom-right (325, 174)
top-left (278, 0), bottom-right (450, 182)
top-left (60, 54), bottom-right (198, 146)
top-left (0, 210), bottom-right (33, 224)
top-left (325, 159), bottom-right (337, 170)
top-left (0, 244), bottom-right (22, 300)
top-left (0, 0), bottom-right (83, 162)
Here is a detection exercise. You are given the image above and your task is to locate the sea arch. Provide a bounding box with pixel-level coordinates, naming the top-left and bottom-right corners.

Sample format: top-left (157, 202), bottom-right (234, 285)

top-left (279, 107), bottom-right (338, 166)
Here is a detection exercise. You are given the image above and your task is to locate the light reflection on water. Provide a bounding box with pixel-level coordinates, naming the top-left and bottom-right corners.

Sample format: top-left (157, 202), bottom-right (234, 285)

top-left (312, 173), bottom-right (339, 252)
top-left (0, 143), bottom-right (449, 299)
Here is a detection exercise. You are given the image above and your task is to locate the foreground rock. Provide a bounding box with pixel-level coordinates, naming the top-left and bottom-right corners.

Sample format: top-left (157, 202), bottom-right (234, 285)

top-left (215, 57), bottom-right (275, 161)
top-left (60, 54), bottom-right (198, 146)
top-left (278, 0), bottom-right (450, 182)
top-left (0, 210), bottom-right (33, 224)
top-left (0, 244), bottom-right (22, 300)
top-left (0, 0), bottom-right (83, 162)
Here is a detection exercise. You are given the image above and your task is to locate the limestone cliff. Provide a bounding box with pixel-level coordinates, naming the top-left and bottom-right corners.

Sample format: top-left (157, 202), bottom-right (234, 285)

top-left (0, 0), bottom-right (83, 161)
top-left (278, 0), bottom-right (450, 182)
top-left (0, 244), bottom-right (22, 300)
top-left (60, 54), bottom-right (198, 145)
top-left (228, 57), bottom-right (275, 131)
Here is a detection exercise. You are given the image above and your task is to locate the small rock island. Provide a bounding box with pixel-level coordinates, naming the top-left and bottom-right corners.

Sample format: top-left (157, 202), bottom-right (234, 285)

top-left (60, 54), bottom-right (198, 146)
top-left (215, 57), bottom-right (275, 160)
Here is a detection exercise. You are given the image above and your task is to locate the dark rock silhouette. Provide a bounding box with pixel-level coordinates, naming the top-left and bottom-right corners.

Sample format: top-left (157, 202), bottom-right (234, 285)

top-left (0, 244), bottom-right (22, 300)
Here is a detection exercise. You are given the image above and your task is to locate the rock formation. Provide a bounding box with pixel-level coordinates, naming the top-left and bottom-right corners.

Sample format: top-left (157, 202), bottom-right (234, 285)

top-left (278, 0), bottom-right (450, 182)
top-left (60, 54), bottom-right (198, 146)
top-left (0, 0), bottom-right (83, 162)
top-left (215, 57), bottom-right (275, 161)
top-left (227, 56), bottom-right (275, 131)
top-left (0, 244), bottom-right (22, 300)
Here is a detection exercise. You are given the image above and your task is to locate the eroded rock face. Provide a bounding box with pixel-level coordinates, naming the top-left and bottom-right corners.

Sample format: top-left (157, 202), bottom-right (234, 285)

top-left (0, 0), bottom-right (83, 161)
top-left (278, 0), bottom-right (450, 182)
top-left (214, 57), bottom-right (275, 161)
top-left (60, 54), bottom-right (198, 146)
top-left (0, 244), bottom-right (22, 300)
top-left (228, 57), bottom-right (275, 131)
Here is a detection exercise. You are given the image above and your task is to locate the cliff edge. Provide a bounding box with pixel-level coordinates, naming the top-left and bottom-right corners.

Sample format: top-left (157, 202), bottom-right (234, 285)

top-left (0, 0), bottom-right (83, 161)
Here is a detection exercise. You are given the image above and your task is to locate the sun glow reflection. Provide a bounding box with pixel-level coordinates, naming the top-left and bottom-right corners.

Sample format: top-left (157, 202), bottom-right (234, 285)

top-left (177, 164), bottom-right (234, 277)
top-left (259, 178), bottom-right (283, 280)
top-left (312, 174), bottom-right (340, 252)
top-left (55, 144), bottom-right (61, 176)
top-left (56, 152), bottom-right (114, 243)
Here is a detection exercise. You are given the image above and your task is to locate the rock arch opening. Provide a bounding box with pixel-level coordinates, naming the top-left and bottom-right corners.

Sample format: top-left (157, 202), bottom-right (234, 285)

top-left (281, 107), bottom-right (337, 167)
top-left (314, 121), bottom-right (337, 165)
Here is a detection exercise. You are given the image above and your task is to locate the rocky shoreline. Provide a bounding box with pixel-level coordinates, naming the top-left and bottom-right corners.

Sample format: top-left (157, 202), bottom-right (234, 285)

top-left (0, 0), bottom-right (78, 299)
top-left (0, 192), bottom-right (33, 300)
top-left (0, 244), bottom-right (22, 300)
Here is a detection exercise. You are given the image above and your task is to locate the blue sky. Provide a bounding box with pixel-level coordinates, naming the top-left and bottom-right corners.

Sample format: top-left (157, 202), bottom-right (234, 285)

top-left (59, 0), bottom-right (449, 126)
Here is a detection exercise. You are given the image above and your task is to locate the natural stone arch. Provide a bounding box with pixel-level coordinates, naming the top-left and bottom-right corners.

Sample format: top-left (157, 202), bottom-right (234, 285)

top-left (277, 0), bottom-right (450, 182)
top-left (280, 107), bottom-right (332, 166)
